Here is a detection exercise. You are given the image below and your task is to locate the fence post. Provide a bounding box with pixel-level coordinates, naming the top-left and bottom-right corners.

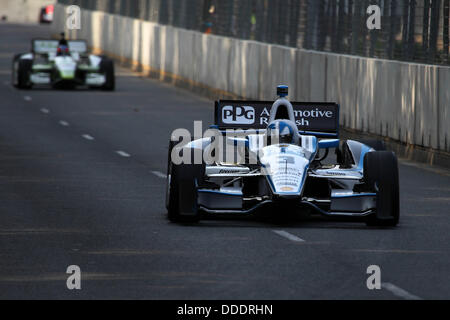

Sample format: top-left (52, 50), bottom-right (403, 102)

top-left (423, 0), bottom-right (431, 59)
top-left (429, 0), bottom-right (442, 62)
top-left (351, 0), bottom-right (362, 55)
top-left (445, 0), bottom-right (450, 63)
top-left (288, 0), bottom-right (300, 47)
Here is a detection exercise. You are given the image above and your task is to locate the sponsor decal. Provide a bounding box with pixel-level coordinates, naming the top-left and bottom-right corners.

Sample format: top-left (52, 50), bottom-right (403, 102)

top-left (219, 169), bottom-right (243, 174)
top-left (216, 101), bottom-right (339, 132)
top-left (260, 107), bottom-right (335, 127)
top-left (325, 171), bottom-right (346, 176)
top-left (222, 105), bottom-right (255, 125)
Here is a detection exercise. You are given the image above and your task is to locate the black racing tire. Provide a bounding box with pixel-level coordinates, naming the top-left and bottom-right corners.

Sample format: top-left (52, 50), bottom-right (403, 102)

top-left (359, 139), bottom-right (386, 151)
top-left (11, 54), bottom-right (21, 87)
top-left (14, 57), bottom-right (33, 89)
top-left (363, 151), bottom-right (400, 227)
top-left (166, 141), bottom-right (204, 223)
top-left (100, 58), bottom-right (115, 91)
top-left (165, 139), bottom-right (177, 211)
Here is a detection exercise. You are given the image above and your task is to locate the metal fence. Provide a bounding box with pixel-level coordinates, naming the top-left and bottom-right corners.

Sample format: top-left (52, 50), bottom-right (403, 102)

top-left (58, 0), bottom-right (450, 65)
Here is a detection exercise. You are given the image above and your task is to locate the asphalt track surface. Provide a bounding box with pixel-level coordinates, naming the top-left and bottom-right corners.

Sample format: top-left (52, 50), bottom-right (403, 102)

top-left (0, 24), bottom-right (449, 300)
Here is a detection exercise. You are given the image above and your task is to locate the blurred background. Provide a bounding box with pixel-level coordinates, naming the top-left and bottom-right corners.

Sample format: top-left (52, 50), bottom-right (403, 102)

top-left (0, 0), bottom-right (55, 24)
top-left (57, 0), bottom-right (449, 66)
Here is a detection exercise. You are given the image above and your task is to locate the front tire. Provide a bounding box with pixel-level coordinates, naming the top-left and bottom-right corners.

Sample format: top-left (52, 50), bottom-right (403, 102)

top-left (11, 54), bottom-right (20, 87)
top-left (14, 57), bottom-right (33, 89)
top-left (166, 142), bottom-right (204, 223)
top-left (364, 151), bottom-right (399, 227)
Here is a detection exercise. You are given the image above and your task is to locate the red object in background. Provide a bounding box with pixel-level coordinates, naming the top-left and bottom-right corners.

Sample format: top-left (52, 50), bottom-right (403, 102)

top-left (46, 5), bottom-right (54, 15)
top-left (39, 4), bottom-right (54, 24)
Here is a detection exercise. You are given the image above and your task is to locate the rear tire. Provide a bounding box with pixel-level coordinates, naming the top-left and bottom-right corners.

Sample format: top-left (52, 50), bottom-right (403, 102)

top-left (166, 141), bottom-right (204, 223)
top-left (364, 151), bottom-right (399, 227)
top-left (14, 58), bottom-right (33, 89)
top-left (100, 59), bottom-right (115, 91)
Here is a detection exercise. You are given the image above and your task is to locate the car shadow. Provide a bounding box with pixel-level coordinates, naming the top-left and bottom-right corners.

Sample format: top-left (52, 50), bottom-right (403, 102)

top-left (167, 212), bottom-right (387, 230)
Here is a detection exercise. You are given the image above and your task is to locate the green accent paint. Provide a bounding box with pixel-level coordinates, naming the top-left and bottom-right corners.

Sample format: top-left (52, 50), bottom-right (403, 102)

top-left (32, 64), bottom-right (52, 71)
top-left (60, 70), bottom-right (75, 79)
top-left (78, 65), bottom-right (99, 71)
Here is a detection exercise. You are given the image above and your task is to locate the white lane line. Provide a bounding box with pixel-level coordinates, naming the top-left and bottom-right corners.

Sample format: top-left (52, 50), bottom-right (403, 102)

top-left (40, 108), bottom-right (50, 114)
top-left (24, 96), bottom-right (32, 101)
top-left (382, 283), bottom-right (422, 300)
top-left (82, 134), bottom-right (95, 141)
top-left (116, 151), bottom-right (131, 158)
top-left (59, 120), bottom-right (69, 127)
top-left (151, 171), bottom-right (167, 179)
top-left (273, 230), bottom-right (305, 242)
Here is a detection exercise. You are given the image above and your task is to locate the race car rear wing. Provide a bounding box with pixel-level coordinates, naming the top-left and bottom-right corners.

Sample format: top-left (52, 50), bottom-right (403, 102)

top-left (214, 100), bottom-right (340, 138)
top-left (31, 39), bottom-right (88, 54)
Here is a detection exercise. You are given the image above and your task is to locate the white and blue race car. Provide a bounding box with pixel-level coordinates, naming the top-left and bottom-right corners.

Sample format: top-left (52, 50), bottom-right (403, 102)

top-left (166, 86), bottom-right (399, 227)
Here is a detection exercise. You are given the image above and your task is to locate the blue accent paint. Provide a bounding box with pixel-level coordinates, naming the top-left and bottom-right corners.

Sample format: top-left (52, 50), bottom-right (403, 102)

top-left (332, 193), bottom-right (376, 198)
top-left (265, 174), bottom-right (277, 193)
top-left (218, 130), bottom-right (338, 138)
top-left (301, 201), bottom-right (333, 216)
top-left (357, 144), bottom-right (372, 171)
top-left (299, 131), bottom-right (339, 138)
top-left (299, 163), bottom-right (309, 194)
top-left (318, 139), bottom-right (340, 149)
top-left (209, 125), bottom-right (219, 129)
top-left (277, 85), bottom-right (289, 97)
top-left (198, 189), bottom-right (243, 196)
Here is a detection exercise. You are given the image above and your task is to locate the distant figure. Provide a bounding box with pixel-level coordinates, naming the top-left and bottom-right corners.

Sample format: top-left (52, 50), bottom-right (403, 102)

top-left (1, 15), bottom-right (7, 22)
top-left (57, 32), bottom-right (69, 56)
top-left (203, 4), bottom-right (215, 34)
top-left (204, 22), bottom-right (213, 34)
top-left (59, 32), bottom-right (68, 46)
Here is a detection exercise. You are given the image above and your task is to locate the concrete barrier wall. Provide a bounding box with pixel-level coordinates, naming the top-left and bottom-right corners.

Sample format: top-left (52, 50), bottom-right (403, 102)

top-left (53, 4), bottom-right (450, 153)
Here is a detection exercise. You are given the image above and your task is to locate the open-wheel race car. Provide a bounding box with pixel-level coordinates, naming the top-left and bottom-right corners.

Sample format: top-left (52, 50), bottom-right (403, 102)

top-left (12, 33), bottom-right (114, 90)
top-left (166, 86), bottom-right (399, 227)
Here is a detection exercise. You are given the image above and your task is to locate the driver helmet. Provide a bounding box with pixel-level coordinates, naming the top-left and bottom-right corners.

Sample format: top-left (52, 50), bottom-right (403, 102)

top-left (266, 120), bottom-right (299, 145)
